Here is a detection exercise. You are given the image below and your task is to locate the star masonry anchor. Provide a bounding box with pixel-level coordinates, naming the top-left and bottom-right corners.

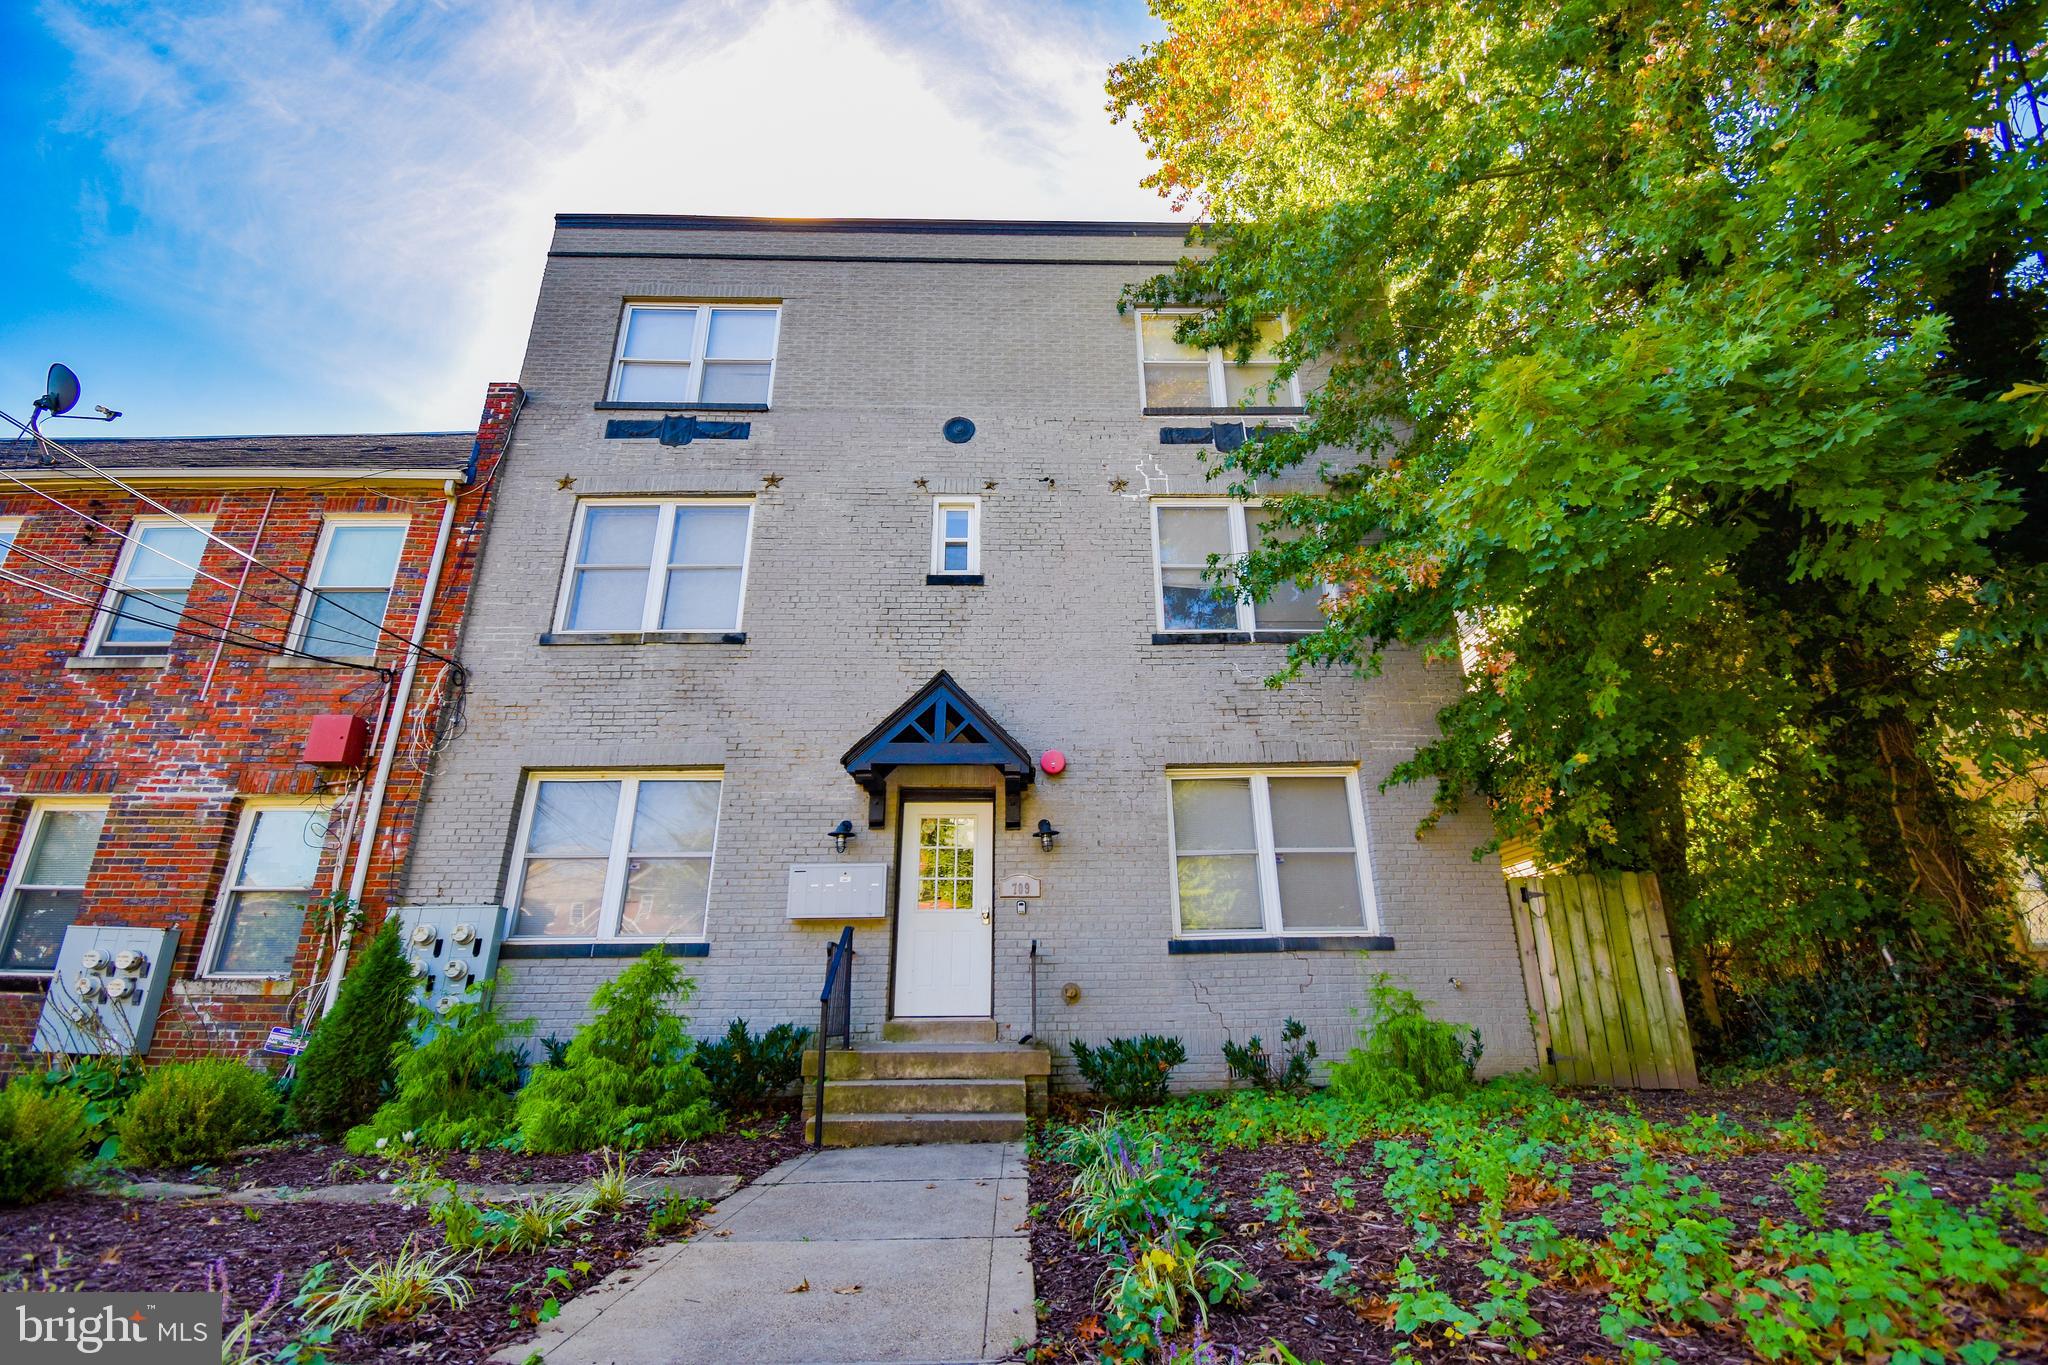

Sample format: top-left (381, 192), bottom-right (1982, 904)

top-left (761, 473), bottom-right (783, 488)
top-left (555, 474), bottom-right (577, 491)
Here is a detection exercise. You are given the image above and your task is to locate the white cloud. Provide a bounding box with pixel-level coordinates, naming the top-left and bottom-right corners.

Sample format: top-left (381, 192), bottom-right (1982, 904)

top-left (41, 0), bottom-right (1170, 431)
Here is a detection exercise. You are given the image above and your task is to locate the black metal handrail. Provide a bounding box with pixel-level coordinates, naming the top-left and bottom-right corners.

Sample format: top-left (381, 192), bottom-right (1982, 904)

top-left (813, 926), bottom-right (854, 1148)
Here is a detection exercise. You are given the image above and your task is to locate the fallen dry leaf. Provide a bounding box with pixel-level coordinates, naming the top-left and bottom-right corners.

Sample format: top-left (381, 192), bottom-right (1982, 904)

top-left (831, 1285), bottom-right (863, 1295)
top-left (1014, 1221), bottom-right (1031, 1232)
top-left (786, 1279), bottom-right (810, 1294)
top-left (714, 1228), bottom-right (732, 1238)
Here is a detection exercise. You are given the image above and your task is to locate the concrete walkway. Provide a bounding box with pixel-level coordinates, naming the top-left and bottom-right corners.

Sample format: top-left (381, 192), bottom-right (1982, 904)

top-left (494, 1142), bottom-right (1035, 1365)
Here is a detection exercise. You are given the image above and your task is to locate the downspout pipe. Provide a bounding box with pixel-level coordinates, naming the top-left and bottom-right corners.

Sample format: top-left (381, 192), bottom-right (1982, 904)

top-left (321, 480), bottom-right (461, 1012)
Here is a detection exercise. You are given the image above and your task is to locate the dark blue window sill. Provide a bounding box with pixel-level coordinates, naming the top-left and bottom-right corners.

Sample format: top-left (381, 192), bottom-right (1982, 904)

top-left (501, 941), bottom-right (710, 960)
top-left (594, 401), bottom-right (770, 412)
top-left (1168, 935), bottom-right (1393, 955)
top-left (926, 574), bottom-right (984, 586)
top-left (1149, 632), bottom-right (1312, 646)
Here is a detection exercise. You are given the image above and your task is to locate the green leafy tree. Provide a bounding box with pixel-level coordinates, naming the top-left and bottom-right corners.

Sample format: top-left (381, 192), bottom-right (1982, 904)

top-left (1108, 0), bottom-right (2048, 1049)
top-left (288, 915), bottom-right (414, 1139)
top-left (515, 947), bottom-right (718, 1152)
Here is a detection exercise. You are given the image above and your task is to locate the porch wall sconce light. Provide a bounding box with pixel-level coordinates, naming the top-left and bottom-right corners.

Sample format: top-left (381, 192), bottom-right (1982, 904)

top-left (828, 819), bottom-right (857, 854)
top-left (1034, 818), bottom-right (1060, 852)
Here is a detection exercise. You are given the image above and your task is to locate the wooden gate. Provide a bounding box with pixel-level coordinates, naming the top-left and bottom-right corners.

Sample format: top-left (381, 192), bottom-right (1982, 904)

top-left (1508, 872), bottom-right (1697, 1089)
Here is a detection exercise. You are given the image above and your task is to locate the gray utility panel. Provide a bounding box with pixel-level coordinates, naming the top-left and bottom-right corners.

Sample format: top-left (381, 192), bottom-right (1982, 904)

top-left (33, 926), bottom-right (180, 1055)
top-left (394, 905), bottom-right (514, 1012)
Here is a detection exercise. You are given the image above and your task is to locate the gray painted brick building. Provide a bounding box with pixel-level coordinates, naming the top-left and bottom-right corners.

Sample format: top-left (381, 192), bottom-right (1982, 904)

top-left (400, 215), bottom-right (1537, 1088)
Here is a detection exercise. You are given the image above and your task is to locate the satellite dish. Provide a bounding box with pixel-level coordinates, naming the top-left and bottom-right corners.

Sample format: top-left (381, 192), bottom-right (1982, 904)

top-left (35, 364), bottom-right (80, 417)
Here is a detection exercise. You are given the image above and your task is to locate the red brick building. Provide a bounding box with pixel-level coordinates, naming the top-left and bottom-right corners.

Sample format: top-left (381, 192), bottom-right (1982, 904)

top-left (0, 383), bottom-right (520, 1067)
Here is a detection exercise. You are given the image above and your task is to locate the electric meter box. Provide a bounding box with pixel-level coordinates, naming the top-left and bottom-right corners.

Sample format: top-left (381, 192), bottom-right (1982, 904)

top-left (787, 863), bottom-right (889, 919)
top-left (33, 925), bottom-right (179, 1056)
top-left (394, 905), bottom-right (514, 1013)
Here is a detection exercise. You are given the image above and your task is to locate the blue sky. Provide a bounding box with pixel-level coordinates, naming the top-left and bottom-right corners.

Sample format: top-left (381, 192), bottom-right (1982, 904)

top-left (1, 1), bottom-right (1170, 437)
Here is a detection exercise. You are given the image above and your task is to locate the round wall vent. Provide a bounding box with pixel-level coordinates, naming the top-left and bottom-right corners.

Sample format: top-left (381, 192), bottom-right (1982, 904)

top-left (942, 416), bottom-right (976, 444)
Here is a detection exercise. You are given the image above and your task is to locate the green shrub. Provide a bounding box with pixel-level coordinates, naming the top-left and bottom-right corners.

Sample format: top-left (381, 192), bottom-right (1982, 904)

top-left (1071, 1034), bottom-right (1188, 1107)
top-left (1221, 1018), bottom-right (1319, 1093)
top-left (514, 947), bottom-right (719, 1152)
top-left (116, 1059), bottom-right (279, 1166)
top-left (29, 1056), bottom-right (143, 1161)
top-left (1328, 973), bottom-right (1482, 1108)
top-left (696, 1019), bottom-right (812, 1114)
top-left (346, 996), bottom-right (531, 1154)
top-left (288, 916), bottom-right (415, 1139)
top-left (0, 1077), bottom-right (90, 1203)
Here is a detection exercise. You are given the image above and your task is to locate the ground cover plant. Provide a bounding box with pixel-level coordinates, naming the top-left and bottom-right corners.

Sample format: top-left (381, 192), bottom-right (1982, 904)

top-left (1026, 1075), bottom-right (2048, 1363)
top-left (1072, 1034), bottom-right (1190, 1108)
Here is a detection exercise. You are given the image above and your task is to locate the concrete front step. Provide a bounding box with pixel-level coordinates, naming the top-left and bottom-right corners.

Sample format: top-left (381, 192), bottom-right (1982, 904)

top-left (882, 1016), bottom-right (999, 1043)
top-left (802, 1042), bottom-right (1052, 1081)
top-left (804, 1077), bottom-right (1026, 1117)
top-left (812, 1111), bottom-right (1028, 1146)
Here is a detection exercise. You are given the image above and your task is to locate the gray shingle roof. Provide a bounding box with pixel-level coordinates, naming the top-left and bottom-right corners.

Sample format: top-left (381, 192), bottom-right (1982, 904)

top-left (0, 431), bottom-right (476, 474)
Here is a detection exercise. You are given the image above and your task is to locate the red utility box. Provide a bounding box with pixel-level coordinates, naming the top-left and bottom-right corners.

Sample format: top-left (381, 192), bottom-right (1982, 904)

top-left (303, 713), bottom-right (369, 766)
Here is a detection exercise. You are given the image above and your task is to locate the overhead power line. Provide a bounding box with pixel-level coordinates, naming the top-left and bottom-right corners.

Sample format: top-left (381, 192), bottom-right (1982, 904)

top-left (0, 409), bottom-right (466, 672)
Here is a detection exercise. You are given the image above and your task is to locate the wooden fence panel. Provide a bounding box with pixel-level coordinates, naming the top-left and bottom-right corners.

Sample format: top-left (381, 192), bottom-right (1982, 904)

top-left (1506, 872), bottom-right (1698, 1089)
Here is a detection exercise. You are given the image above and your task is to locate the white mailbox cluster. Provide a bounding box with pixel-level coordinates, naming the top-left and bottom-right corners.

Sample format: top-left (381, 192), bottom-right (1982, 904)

top-left (33, 926), bottom-right (180, 1055)
top-left (395, 905), bottom-right (513, 1014)
top-left (786, 863), bottom-right (889, 919)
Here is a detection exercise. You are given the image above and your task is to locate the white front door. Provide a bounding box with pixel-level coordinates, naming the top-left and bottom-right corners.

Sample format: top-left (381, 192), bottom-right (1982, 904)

top-left (894, 800), bottom-right (994, 1017)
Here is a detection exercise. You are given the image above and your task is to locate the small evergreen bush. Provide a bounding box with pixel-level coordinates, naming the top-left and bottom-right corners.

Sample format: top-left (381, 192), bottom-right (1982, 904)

top-left (514, 947), bottom-right (719, 1152)
top-left (346, 997), bottom-right (531, 1154)
top-left (288, 916), bottom-right (415, 1139)
top-left (116, 1059), bottom-right (279, 1166)
top-left (1221, 1018), bottom-right (1319, 1093)
top-left (696, 1019), bottom-right (812, 1115)
top-left (1070, 1034), bottom-right (1188, 1107)
top-left (1328, 972), bottom-right (1482, 1107)
top-left (0, 1077), bottom-right (90, 1204)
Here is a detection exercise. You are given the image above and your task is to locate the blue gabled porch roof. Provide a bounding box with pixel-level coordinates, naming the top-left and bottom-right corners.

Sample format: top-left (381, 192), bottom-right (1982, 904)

top-left (840, 670), bottom-right (1035, 828)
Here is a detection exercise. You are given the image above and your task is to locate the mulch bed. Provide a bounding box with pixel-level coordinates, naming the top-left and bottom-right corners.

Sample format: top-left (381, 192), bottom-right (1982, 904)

top-left (1024, 1084), bottom-right (2048, 1364)
top-left (0, 1103), bottom-right (810, 1364)
top-left (124, 1101), bottom-right (807, 1191)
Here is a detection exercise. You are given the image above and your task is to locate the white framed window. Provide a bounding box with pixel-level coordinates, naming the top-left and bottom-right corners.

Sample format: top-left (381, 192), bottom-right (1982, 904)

top-left (1136, 310), bottom-right (1300, 410)
top-left (930, 497), bottom-right (981, 575)
top-left (1151, 500), bottom-right (1327, 634)
top-left (0, 800), bottom-right (108, 973)
top-left (202, 803), bottom-right (329, 978)
top-left (0, 517), bottom-right (21, 564)
top-left (608, 303), bottom-right (781, 406)
top-left (555, 499), bottom-right (753, 634)
top-left (292, 516), bottom-right (409, 658)
top-left (506, 772), bottom-right (722, 942)
top-left (1167, 769), bottom-right (1378, 937)
top-left (88, 517), bottom-right (212, 655)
